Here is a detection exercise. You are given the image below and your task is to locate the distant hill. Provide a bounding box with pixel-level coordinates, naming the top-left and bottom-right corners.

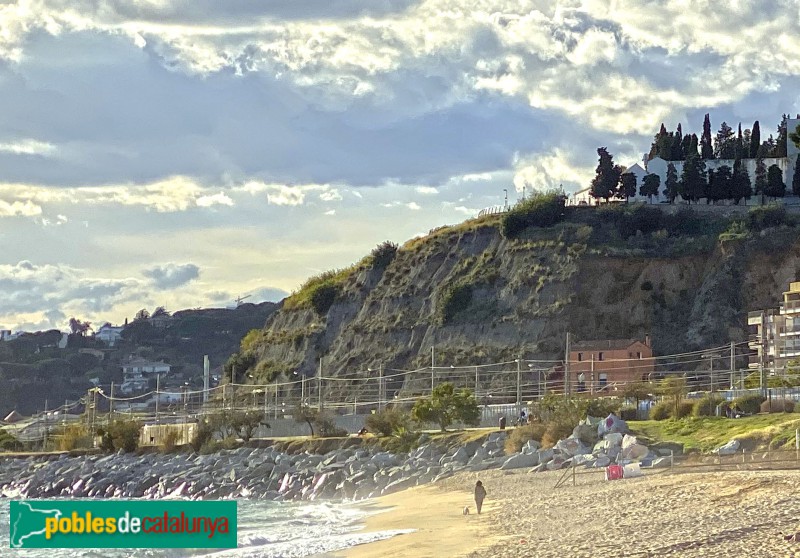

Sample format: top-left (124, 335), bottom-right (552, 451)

top-left (0, 302), bottom-right (278, 416)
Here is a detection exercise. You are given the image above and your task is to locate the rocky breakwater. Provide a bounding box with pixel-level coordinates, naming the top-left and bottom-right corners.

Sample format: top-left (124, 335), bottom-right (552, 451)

top-left (498, 414), bottom-right (682, 474)
top-left (0, 433), bottom-right (512, 502)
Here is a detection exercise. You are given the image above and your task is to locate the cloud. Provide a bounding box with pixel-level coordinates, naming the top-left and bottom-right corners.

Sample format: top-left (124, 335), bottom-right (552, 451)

top-left (142, 263), bottom-right (200, 289)
top-left (250, 286), bottom-right (289, 303)
top-left (415, 186), bottom-right (438, 195)
top-left (196, 192), bottom-right (234, 207)
top-left (0, 139), bottom-right (57, 156)
top-left (0, 199), bottom-right (42, 217)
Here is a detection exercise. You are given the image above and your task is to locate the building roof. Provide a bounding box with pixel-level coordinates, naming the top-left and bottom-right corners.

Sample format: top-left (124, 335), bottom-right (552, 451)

top-left (624, 163), bottom-right (646, 175)
top-left (3, 410), bottom-right (23, 423)
top-left (123, 358), bottom-right (171, 368)
top-left (571, 338), bottom-right (647, 351)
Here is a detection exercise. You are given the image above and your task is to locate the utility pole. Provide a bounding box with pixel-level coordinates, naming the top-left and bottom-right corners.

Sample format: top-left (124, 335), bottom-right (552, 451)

top-left (564, 332), bottom-right (571, 399)
top-left (378, 363), bottom-right (384, 411)
top-left (109, 382), bottom-right (114, 421)
top-left (760, 311), bottom-right (768, 397)
top-left (43, 399), bottom-right (48, 451)
top-left (730, 341), bottom-right (735, 391)
top-left (516, 358), bottom-right (521, 413)
top-left (431, 346), bottom-right (435, 392)
top-left (155, 374), bottom-right (161, 424)
top-left (203, 355), bottom-right (210, 405)
top-left (318, 357), bottom-right (323, 412)
top-left (474, 366), bottom-right (479, 396)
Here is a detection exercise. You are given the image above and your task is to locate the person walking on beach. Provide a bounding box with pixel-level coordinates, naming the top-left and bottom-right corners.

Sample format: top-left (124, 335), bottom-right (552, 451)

top-left (474, 480), bottom-right (487, 514)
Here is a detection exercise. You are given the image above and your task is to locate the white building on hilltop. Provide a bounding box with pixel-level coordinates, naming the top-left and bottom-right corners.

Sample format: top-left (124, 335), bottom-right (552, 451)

top-left (628, 117), bottom-right (799, 204)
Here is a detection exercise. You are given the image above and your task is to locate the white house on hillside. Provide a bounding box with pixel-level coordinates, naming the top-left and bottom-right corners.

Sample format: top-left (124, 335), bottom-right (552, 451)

top-left (96, 324), bottom-right (125, 347)
top-left (120, 358), bottom-right (171, 394)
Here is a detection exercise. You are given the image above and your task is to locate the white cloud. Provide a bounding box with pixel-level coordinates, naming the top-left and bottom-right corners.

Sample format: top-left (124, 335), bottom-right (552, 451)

top-left (0, 199), bottom-right (42, 217)
top-left (266, 184), bottom-right (307, 206)
top-left (406, 202), bottom-right (421, 210)
top-left (197, 192), bottom-right (234, 207)
top-left (319, 189), bottom-right (342, 202)
top-left (415, 186), bottom-right (438, 195)
top-left (0, 139), bottom-right (57, 156)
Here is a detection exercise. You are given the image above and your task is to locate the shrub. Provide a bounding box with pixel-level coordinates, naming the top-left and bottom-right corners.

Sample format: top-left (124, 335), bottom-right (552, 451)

top-left (733, 394), bottom-right (766, 415)
top-left (692, 395), bottom-right (725, 417)
top-left (106, 420), bottom-right (141, 453)
top-left (365, 407), bottom-right (411, 437)
top-left (370, 241), bottom-right (399, 269)
top-left (760, 399), bottom-right (795, 413)
top-left (585, 397), bottom-right (623, 418)
top-left (541, 417), bottom-right (575, 448)
top-left (160, 430), bottom-right (181, 453)
top-left (191, 419), bottom-right (214, 452)
top-left (310, 284), bottom-right (338, 316)
top-left (501, 191), bottom-right (567, 238)
top-left (504, 423), bottom-right (546, 455)
top-left (0, 430), bottom-right (23, 452)
top-left (618, 406), bottom-right (638, 421)
top-left (748, 205), bottom-right (788, 231)
top-left (438, 282), bottom-right (473, 324)
top-left (58, 424), bottom-right (92, 451)
top-left (383, 427), bottom-right (421, 454)
top-left (649, 401), bottom-right (672, 420)
top-left (314, 414), bottom-right (347, 437)
top-left (675, 401), bottom-right (695, 419)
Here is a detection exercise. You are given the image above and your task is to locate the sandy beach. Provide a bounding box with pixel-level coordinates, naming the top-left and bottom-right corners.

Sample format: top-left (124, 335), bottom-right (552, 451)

top-left (342, 468), bottom-right (800, 557)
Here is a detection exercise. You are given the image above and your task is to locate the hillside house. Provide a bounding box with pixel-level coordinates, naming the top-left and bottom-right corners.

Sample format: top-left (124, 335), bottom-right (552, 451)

top-left (569, 336), bottom-right (655, 391)
top-left (96, 324), bottom-right (125, 346)
top-left (120, 359), bottom-right (171, 394)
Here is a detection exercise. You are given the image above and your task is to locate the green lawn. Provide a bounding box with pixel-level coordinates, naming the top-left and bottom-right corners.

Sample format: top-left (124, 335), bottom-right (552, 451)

top-left (630, 414), bottom-right (800, 452)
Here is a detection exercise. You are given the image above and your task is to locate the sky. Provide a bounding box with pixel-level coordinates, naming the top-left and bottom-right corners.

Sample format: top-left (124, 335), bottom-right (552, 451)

top-left (1, 0), bottom-right (799, 332)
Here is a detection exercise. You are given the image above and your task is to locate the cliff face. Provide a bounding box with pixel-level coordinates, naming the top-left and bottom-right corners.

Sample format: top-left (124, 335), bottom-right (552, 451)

top-left (249, 213), bottom-right (800, 397)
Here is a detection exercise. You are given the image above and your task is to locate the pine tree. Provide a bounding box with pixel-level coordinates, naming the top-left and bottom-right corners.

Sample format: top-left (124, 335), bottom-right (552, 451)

top-left (649, 124), bottom-right (669, 160)
top-left (707, 165), bottom-right (731, 203)
top-left (590, 148), bottom-right (622, 201)
top-left (766, 164), bottom-right (786, 199)
top-left (701, 113), bottom-right (714, 159)
top-left (679, 154), bottom-right (707, 203)
top-left (750, 120), bottom-right (761, 158)
top-left (793, 154), bottom-right (800, 197)
top-left (664, 163), bottom-right (679, 203)
top-left (714, 122), bottom-right (736, 159)
top-left (731, 157), bottom-right (752, 205)
top-left (641, 173), bottom-right (661, 203)
top-left (619, 172), bottom-right (637, 200)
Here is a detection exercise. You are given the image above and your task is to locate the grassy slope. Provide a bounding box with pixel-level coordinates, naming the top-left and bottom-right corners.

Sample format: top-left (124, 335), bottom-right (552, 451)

top-left (630, 414), bottom-right (800, 452)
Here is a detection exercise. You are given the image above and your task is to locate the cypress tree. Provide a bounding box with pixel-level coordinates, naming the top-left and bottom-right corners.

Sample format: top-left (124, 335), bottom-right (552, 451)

top-left (750, 120), bottom-right (761, 159)
top-left (776, 115), bottom-right (788, 158)
top-left (793, 155), bottom-right (800, 197)
top-left (731, 157), bottom-right (752, 205)
top-left (664, 163), bottom-right (679, 203)
top-left (701, 114), bottom-right (714, 159)
top-left (590, 147), bottom-right (621, 201)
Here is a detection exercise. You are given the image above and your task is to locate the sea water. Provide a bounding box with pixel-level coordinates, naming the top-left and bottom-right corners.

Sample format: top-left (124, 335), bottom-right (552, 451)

top-left (0, 499), bottom-right (411, 557)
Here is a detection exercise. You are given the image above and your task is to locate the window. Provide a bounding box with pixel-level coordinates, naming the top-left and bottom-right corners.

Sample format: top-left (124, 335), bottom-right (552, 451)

top-left (637, 352), bottom-right (642, 359)
top-left (577, 352), bottom-right (583, 362)
top-left (599, 373), bottom-right (608, 388)
top-left (598, 352), bottom-right (604, 361)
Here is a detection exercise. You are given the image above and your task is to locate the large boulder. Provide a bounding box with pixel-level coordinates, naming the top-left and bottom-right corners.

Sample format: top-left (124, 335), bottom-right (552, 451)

top-left (522, 440), bottom-right (541, 455)
top-left (537, 448), bottom-right (554, 465)
top-left (572, 423), bottom-right (597, 445)
top-left (713, 439), bottom-right (741, 456)
top-left (598, 414), bottom-right (629, 436)
top-left (555, 437), bottom-right (590, 457)
top-left (500, 453), bottom-right (539, 470)
top-left (650, 441), bottom-right (684, 456)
